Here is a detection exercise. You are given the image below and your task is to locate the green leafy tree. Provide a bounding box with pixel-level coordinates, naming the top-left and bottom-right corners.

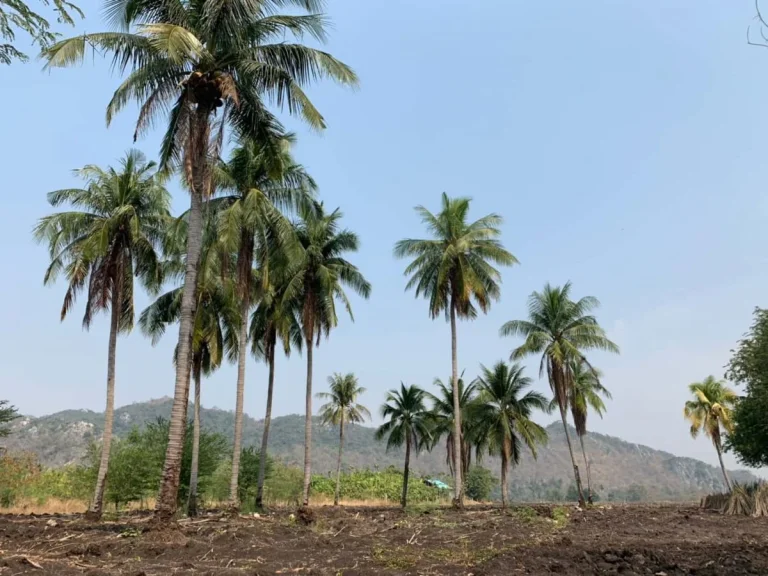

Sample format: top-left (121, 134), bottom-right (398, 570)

top-left (395, 193), bottom-right (518, 504)
top-left (375, 384), bottom-right (432, 508)
top-left (500, 282), bottom-right (619, 506)
top-left (473, 361), bottom-right (549, 507)
top-left (34, 151), bottom-right (170, 520)
top-left (425, 374), bottom-right (477, 483)
top-left (564, 361), bottom-right (610, 503)
top-left (215, 134), bottom-right (315, 511)
top-left (725, 307), bottom-right (768, 468)
top-left (43, 0), bottom-right (357, 522)
top-left (139, 216), bottom-right (237, 515)
top-left (0, 0), bottom-right (81, 64)
top-left (684, 376), bottom-right (737, 492)
top-left (465, 466), bottom-right (496, 502)
top-left (285, 205), bottom-right (371, 505)
top-left (317, 373), bottom-right (371, 505)
top-left (236, 446), bottom-right (273, 506)
top-left (0, 401), bottom-right (19, 437)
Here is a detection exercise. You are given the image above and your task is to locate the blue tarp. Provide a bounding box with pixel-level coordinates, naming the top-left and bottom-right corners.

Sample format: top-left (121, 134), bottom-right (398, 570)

top-left (424, 478), bottom-right (451, 490)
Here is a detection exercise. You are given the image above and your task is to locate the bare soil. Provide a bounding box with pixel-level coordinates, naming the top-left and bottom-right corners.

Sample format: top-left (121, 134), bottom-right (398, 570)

top-left (0, 504), bottom-right (766, 575)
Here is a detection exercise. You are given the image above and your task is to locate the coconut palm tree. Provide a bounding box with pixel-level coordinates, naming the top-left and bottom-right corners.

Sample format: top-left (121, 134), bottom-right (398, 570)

top-left (425, 373), bottom-right (477, 483)
top-left (285, 205), bottom-right (371, 506)
top-left (139, 216), bottom-right (238, 516)
top-left (564, 361), bottom-right (610, 503)
top-left (684, 376), bottom-right (738, 492)
top-left (375, 384), bottom-right (432, 508)
top-left (394, 193), bottom-right (518, 504)
top-left (317, 373), bottom-right (371, 505)
top-left (214, 135), bottom-right (315, 511)
top-left (43, 0), bottom-right (357, 521)
top-left (473, 362), bottom-right (549, 508)
top-left (500, 282), bottom-right (619, 506)
top-left (34, 150), bottom-right (170, 519)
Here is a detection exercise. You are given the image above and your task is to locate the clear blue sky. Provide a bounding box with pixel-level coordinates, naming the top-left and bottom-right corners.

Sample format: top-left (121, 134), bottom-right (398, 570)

top-left (2, 0), bottom-right (768, 473)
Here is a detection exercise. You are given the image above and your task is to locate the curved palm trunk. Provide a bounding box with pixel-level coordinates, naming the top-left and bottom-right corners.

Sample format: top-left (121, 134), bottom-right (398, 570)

top-left (578, 434), bottom-right (592, 504)
top-left (228, 301), bottom-right (249, 511)
top-left (85, 277), bottom-right (121, 520)
top-left (187, 359), bottom-right (202, 517)
top-left (558, 402), bottom-right (585, 506)
top-left (449, 304), bottom-right (463, 506)
top-left (500, 450), bottom-right (509, 509)
top-left (256, 338), bottom-right (276, 510)
top-left (301, 339), bottom-right (314, 506)
top-left (401, 431), bottom-right (412, 508)
top-left (155, 105), bottom-right (210, 522)
top-left (334, 412), bottom-right (345, 506)
top-left (715, 437), bottom-right (732, 492)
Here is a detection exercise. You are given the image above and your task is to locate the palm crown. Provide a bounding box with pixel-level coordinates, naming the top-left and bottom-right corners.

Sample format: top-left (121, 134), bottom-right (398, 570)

top-left (684, 376), bottom-right (737, 445)
top-left (34, 149), bottom-right (170, 329)
top-left (425, 374), bottom-right (477, 475)
top-left (317, 373), bottom-right (371, 427)
top-left (375, 383), bottom-right (432, 451)
top-left (566, 361), bottom-right (611, 437)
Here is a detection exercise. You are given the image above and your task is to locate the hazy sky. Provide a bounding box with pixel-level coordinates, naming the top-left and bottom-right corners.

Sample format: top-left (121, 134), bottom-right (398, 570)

top-left (2, 0), bottom-right (768, 474)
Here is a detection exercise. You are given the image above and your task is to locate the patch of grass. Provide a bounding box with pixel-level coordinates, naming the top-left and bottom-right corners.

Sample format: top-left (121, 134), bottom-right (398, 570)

top-left (510, 506), bottom-right (539, 523)
top-left (371, 546), bottom-right (417, 570)
top-left (404, 502), bottom-right (441, 516)
top-left (428, 541), bottom-right (510, 566)
top-left (551, 506), bottom-right (569, 527)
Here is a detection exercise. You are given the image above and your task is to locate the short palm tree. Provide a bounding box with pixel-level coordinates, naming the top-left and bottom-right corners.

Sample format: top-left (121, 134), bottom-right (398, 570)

top-left (34, 150), bottom-right (170, 519)
top-left (286, 205), bottom-right (371, 505)
top-left (394, 193), bottom-right (518, 504)
top-left (684, 376), bottom-right (738, 492)
top-left (215, 135), bottom-right (315, 511)
top-left (317, 373), bottom-right (371, 505)
top-left (425, 374), bottom-right (477, 482)
top-left (139, 216), bottom-right (237, 515)
top-left (43, 0), bottom-right (357, 521)
top-left (500, 282), bottom-right (619, 506)
top-left (564, 361), bottom-right (610, 503)
top-left (375, 384), bottom-right (432, 508)
top-left (473, 362), bottom-right (549, 508)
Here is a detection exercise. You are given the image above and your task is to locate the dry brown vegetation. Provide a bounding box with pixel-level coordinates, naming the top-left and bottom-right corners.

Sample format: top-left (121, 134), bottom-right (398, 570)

top-left (1, 504), bottom-right (767, 575)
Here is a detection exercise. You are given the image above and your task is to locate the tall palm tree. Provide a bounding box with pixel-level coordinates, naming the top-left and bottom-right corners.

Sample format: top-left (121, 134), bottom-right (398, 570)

top-left (684, 376), bottom-right (738, 492)
top-left (500, 282), bottom-right (619, 506)
top-left (473, 362), bottom-right (549, 508)
top-left (285, 205), bottom-right (371, 506)
top-left (250, 271), bottom-right (303, 509)
top-left (425, 374), bottom-right (477, 483)
top-left (375, 384), bottom-right (432, 508)
top-left (317, 373), bottom-right (371, 505)
top-left (139, 216), bottom-right (237, 516)
top-left (394, 193), bottom-right (517, 504)
top-left (564, 361), bottom-right (610, 503)
top-left (43, 0), bottom-right (357, 521)
top-left (215, 135), bottom-right (315, 511)
top-left (34, 150), bottom-right (170, 519)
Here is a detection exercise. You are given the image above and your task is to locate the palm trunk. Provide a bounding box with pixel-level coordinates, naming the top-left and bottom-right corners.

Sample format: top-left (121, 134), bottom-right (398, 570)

top-left (500, 451), bottom-right (508, 509)
top-left (301, 339), bottom-right (313, 506)
top-left (715, 438), bottom-right (732, 492)
top-left (334, 412), bottom-right (345, 506)
top-left (228, 301), bottom-right (249, 511)
top-left (559, 402), bottom-right (585, 506)
top-left (449, 303), bottom-right (463, 505)
top-left (256, 337), bottom-right (276, 510)
top-left (85, 275), bottom-right (121, 520)
top-left (155, 104), bottom-right (209, 522)
top-left (187, 359), bottom-right (202, 517)
top-left (401, 431), bottom-right (411, 508)
top-left (579, 434), bottom-right (592, 503)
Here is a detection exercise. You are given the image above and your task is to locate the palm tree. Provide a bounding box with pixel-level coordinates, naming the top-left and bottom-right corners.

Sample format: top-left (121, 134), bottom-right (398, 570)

top-left (317, 373), bottom-right (371, 505)
top-left (684, 376), bottom-right (738, 492)
top-left (215, 135), bottom-right (315, 511)
top-left (34, 150), bottom-right (170, 519)
top-left (394, 193), bottom-right (518, 504)
top-left (375, 384), bottom-right (432, 508)
top-left (285, 205), bottom-right (371, 506)
top-left (425, 374), bottom-right (477, 483)
top-left (43, 0), bottom-right (357, 521)
top-left (139, 216), bottom-right (237, 516)
top-left (250, 271), bottom-right (303, 509)
top-left (473, 362), bottom-right (549, 507)
top-left (565, 361), bottom-right (610, 503)
top-left (500, 282), bottom-right (619, 507)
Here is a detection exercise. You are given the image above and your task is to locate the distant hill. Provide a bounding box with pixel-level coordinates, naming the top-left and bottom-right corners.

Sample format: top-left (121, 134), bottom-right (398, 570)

top-left (3, 398), bottom-right (758, 501)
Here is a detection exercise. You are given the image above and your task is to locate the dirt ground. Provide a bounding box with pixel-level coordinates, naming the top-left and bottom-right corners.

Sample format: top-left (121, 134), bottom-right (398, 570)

top-left (0, 504), bottom-right (766, 575)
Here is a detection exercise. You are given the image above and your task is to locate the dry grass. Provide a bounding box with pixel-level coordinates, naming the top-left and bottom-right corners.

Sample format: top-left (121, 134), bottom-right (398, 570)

top-left (1, 498), bottom-right (87, 515)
